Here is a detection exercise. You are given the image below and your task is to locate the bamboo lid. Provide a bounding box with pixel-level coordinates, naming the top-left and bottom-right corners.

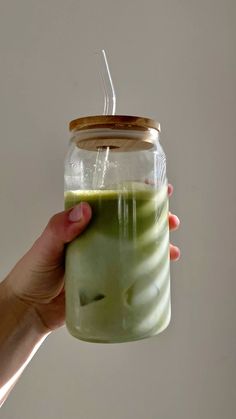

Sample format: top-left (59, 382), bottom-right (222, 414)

top-left (69, 115), bottom-right (161, 132)
top-left (69, 115), bottom-right (161, 152)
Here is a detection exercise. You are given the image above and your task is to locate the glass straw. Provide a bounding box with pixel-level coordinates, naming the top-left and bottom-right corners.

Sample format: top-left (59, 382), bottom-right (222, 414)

top-left (98, 49), bottom-right (116, 115)
top-left (93, 50), bottom-right (116, 189)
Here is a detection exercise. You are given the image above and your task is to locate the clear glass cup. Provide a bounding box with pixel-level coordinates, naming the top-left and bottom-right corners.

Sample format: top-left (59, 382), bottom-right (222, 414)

top-left (64, 115), bottom-right (170, 343)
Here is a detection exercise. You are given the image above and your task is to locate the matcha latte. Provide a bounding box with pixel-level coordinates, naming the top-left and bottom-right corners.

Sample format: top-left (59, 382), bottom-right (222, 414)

top-left (64, 182), bottom-right (170, 343)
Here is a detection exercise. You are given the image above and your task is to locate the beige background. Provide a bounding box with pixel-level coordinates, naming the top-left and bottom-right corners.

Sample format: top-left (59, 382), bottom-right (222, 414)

top-left (1, 0), bottom-right (236, 418)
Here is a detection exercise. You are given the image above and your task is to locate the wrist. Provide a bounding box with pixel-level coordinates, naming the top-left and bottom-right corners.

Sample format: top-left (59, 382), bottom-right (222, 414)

top-left (0, 278), bottom-right (48, 343)
top-left (0, 278), bottom-right (48, 396)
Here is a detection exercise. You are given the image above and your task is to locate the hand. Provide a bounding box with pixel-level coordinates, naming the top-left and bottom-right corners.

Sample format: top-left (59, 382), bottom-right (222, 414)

top-left (168, 184), bottom-right (181, 261)
top-left (4, 185), bottom-right (180, 334)
top-left (4, 203), bottom-right (92, 333)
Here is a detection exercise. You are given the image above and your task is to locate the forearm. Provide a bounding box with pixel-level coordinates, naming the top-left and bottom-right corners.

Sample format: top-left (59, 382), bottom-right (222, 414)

top-left (0, 278), bottom-right (48, 406)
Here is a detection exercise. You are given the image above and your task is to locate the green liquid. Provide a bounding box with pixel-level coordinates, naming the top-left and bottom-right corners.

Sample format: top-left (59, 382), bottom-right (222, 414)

top-left (65, 183), bottom-right (170, 343)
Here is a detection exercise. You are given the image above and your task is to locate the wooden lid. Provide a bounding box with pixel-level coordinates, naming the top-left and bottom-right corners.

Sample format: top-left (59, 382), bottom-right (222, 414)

top-left (69, 115), bottom-right (161, 152)
top-left (69, 115), bottom-right (161, 133)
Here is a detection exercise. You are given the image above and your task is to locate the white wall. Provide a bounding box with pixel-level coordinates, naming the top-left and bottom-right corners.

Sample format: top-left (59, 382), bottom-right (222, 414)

top-left (0, 1), bottom-right (236, 418)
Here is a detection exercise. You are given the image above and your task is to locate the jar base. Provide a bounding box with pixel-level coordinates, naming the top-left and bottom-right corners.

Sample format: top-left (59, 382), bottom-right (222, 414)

top-left (66, 311), bottom-right (171, 344)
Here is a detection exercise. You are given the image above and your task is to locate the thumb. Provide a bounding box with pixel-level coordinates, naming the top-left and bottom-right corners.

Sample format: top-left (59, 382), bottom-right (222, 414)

top-left (32, 202), bottom-right (92, 265)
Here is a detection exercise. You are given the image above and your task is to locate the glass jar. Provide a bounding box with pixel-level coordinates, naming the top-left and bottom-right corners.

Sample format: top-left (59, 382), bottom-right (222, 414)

top-left (64, 115), bottom-right (170, 343)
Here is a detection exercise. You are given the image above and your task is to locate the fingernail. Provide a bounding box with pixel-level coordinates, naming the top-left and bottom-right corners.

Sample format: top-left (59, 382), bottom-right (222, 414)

top-left (173, 215), bottom-right (180, 225)
top-left (174, 247), bottom-right (181, 260)
top-left (68, 204), bottom-right (83, 222)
